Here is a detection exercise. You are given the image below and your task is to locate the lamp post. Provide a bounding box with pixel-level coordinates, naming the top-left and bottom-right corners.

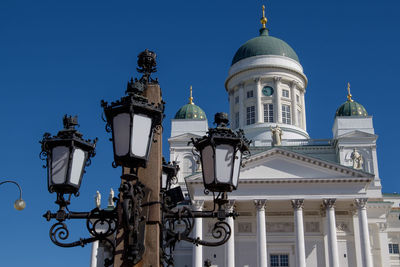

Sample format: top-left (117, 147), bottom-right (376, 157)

top-left (0, 180), bottom-right (26, 210)
top-left (41, 49), bottom-right (250, 267)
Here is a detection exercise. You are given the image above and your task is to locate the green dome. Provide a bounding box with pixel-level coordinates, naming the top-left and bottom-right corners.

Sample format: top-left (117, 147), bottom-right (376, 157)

top-left (232, 28), bottom-right (299, 65)
top-left (335, 100), bottom-right (368, 117)
top-left (174, 103), bottom-right (207, 120)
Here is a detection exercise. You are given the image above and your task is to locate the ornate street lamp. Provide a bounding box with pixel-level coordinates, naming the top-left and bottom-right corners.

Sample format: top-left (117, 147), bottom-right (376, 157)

top-left (41, 116), bottom-right (118, 267)
top-left (101, 49), bottom-right (164, 169)
top-left (0, 180), bottom-right (26, 210)
top-left (191, 112), bottom-right (250, 193)
top-left (160, 113), bottom-right (250, 266)
top-left (40, 115), bottom-right (97, 197)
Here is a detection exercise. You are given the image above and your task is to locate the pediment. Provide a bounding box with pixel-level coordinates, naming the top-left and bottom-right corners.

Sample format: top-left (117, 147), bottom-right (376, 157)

top-left (185, 147), bottom-right (373, 185)
top-left (240, 147), bottom-right (372, 180)
top-left (337, 130), bottom-right (377, 140)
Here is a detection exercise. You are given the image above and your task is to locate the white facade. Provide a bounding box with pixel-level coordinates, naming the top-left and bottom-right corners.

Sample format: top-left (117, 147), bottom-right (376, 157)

top-left (168, 23), bottom-right (400, 267)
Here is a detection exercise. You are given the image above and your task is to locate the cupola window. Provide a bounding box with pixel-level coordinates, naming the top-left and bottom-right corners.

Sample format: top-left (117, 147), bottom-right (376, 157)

top-left (389, 243), bottom-right (399, 254)
top-left (263, 104), bottom-right (273, 122)
top-left (247, 90), bottom-right (254, 98)
top-left (282, 105), bottom-right (291, 124)
top-left (235, 96), bottom-right (239, 104)
top-left (282, 89), bottom-right (289, 98)
top-left (246, 106), bottom-right (255, 125)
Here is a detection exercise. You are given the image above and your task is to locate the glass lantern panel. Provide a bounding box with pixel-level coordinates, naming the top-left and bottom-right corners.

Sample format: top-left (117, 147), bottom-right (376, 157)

top-left (113, 113), bottom-right (130, 156)
top-left (161, 172), bottom-right (168, 190)
top-left (215, 144), bottom-right (234, 183)
top-left (51, 146), bottom-right (69, 185)
top-left (232, 150), bottom-right (242, 188)
top-left (201, 145), bottom-right (215, 185)
top-left (131, 114), bottom-right (152, 158)
top-left (69, 148), bottom-right (86, 186)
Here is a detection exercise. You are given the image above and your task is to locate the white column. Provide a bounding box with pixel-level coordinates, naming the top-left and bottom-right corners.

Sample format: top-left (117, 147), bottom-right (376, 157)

top-left (239, 83), bottom-right (245, 128)
top-left (377, 222), bottom-right (390, 267)
top-left (255, 77), bottom-right (263, 124)
top-left (192, 200), bottom-right (204, 267)
top-left (355, 198), bottom-right (373, 267)
top-left (301, 92), bottom-right (306, 131)
top-left (274, 76), bottom-right (282, 123)
top-left (225, 200), bottom-right (235, 267)
top-left (254, 200), bottom-right (268, 267)
top-left (292, 199), bottom-right (306, 267)
top-left (323, 199), bottom-right (339, 267)
top-left (229, 91), bottom-right (234, 125)
top-left (351, 210), bottom-right (363, 266)
top-left (90, 241), bottom-right (99, 267)
top-left (290, 81), bottom-right (298, 127)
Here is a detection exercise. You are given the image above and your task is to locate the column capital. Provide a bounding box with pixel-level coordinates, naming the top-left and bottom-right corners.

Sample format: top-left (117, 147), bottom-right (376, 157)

top-left (290, 80), bottom-right (299, 89)
top-left (378, 222), bottom-right (387, 232)
top-left (192, 200), bottom-right (204, 211)
top-left (323, 198), bottom-right (336, 209)
top-left (291, 199), bottom-right (304, 210)
top-left (225, 200), bottom-right (235, 212)
top-left (253, 77), bottom-right (261, 83)
top-left (354, 198), bottom-right (368, 209)
top-left (254, 199), bottom-right (267, 210)
top-left (273, 76), bottom-right (282, 83)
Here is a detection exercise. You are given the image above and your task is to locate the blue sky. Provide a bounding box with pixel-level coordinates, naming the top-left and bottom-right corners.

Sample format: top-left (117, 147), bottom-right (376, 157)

top-left (1, 0), bottom-right (400, 266)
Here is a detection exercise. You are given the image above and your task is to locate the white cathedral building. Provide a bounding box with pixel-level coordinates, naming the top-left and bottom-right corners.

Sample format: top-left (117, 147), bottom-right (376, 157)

top-left (167, 8), bottom-right (400, 267)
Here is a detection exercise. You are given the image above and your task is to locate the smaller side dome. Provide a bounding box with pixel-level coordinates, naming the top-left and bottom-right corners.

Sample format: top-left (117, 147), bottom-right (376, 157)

top-left (335, 83), bottom-right (368, 117)
top-left (335, 100), bottom-right (368, 117)
top-left (174, 86), bottom-right (207, 120)
top-left (174, 103), bottom-right (207, 120)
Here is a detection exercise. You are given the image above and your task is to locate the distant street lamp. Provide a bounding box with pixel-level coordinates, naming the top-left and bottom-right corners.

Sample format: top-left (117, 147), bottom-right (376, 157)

top-left (40, 49), bottom-right (250, 267)
top-left (0, 180), bottom-right (26, 210)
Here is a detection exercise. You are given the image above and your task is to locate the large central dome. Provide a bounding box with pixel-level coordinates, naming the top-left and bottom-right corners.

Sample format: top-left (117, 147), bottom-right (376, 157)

top-left (231, 28), bottom-right (299, 66)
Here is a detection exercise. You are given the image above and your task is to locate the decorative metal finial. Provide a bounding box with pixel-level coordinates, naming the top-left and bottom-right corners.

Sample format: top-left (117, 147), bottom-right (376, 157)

top-left (214, 112), bottom-right (229, 128)
top-left (347, 82), bottom-right (353, 102)
top-left (260, 5), bottom-right (268, 29)
top-left (189, 85), bottom-right (194, 104)
top-left (63, 115), bottom-right (79, 130)
top-left (136, 49), bottom-right (157, 81)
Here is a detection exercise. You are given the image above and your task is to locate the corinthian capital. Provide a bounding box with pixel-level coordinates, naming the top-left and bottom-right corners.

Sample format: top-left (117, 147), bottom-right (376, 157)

top-left (254, 199), bottom-right (267, 210)
top-left (323, 198), bottom-right (336, 209)
top-left (273, 76), bottom-right (282, 83)
top-left (354, 198), bottom-right (368, 209)
top-left (291, 199), bottom-right (304, 210)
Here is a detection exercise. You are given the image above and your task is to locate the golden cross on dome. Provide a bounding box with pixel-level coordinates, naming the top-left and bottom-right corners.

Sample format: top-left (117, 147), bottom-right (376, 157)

top-left (189, 85), bottom-right (194, 104)
top-left (347, 82), bottom-right (354, 102)
top-left (260, 5), bottom-right (268, 29)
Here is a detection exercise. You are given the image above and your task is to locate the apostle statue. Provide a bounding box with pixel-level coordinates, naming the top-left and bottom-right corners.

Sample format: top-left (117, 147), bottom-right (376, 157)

top-left (95, 191), bottom-right (101, 209)
top-left (270, 125), bottom-right (283, 146)
top-left (351, 148), bottom-right (363, 170)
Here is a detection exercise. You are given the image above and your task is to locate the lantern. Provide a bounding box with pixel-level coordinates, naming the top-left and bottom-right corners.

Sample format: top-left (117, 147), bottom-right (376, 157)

top-left (192, 113), bottom-right (250, 193)
top-left (40, 115), bottom-right (97, 195)
top-left (101, 88), bottom-right (163, 168)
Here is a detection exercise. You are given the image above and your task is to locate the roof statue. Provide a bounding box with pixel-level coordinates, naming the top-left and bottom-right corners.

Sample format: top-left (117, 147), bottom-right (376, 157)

top-left (95, 191), bottom-right (101, 209)
top-left (351, 148), bottom-right (364, 170)
top-left (270, 125), bottom-right (283, 146)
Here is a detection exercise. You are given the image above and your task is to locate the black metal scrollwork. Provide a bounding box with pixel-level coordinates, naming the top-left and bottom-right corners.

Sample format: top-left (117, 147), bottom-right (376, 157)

top-left (160, 192), bottom-right (237, 266)
top-left (44, 194), bottom-right (118, 267)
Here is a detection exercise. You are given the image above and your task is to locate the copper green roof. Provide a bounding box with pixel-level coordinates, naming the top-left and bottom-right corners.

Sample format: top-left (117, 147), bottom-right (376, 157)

top-left (232, 28), bottom-right (299, 66)
top-left (174, 103), bottom-right (207, 120)
top-left (335, 100), bottom-right (368, 117)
